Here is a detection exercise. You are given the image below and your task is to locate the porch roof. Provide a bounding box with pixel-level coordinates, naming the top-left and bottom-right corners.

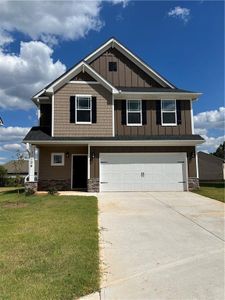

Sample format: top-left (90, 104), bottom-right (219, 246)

top-left (23, 127), bottom-right (204, 146)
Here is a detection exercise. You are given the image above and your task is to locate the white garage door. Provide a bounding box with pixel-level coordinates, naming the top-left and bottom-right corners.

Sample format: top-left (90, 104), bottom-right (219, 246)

top-left (100, 153), bottom-right (187, 192)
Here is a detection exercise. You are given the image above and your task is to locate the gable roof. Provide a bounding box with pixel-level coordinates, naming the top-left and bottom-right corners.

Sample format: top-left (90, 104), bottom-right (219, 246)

top-left (198, 151), bottom-right (225, 163)
top-left (32, 37), bottom-right (202, 102)
top-left (3, 160), bottom-right (38, 174)
top-left (33, 62), bottom-right (118, 99)
top-left (84, 37), bottom-right (176, 89)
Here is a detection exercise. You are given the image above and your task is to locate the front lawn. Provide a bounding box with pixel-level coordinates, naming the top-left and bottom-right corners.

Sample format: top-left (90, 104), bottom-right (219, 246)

top-left (0, 189), bottom-right (99, 300)
top-left (193, 183), bottom-right (225, 203)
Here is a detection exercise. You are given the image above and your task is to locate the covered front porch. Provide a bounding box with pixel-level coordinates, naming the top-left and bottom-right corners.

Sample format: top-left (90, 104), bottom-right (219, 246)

top-left (25, 144), bottom-right (91, 192)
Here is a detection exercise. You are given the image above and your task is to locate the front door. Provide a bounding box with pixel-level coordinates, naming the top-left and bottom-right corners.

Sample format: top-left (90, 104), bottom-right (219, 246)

top-left (72, 155), bottom-right (87, 190)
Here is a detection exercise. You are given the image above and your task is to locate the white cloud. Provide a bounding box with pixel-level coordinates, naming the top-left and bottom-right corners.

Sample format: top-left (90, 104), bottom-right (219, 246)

top-left (197, 134), bottom-right (225, 154)
top-left (0, 1), bottom-right (128, 45)
top-left (194, 107), bottom-right (225, 153)
top-left (0, 126), bottom-right (30, 162)
top-left (0, 41), bottom-right (66, 109)
top-left (2, 143), bottom-right (22, 151)
top-left (0, 126), bottom-right (30, 143)
top-left (0, 29), bottom-right (13, 46)
top-left (194, 107), bottom-right (225, 131)
top-left (168, 6), bottom-right (190, 23)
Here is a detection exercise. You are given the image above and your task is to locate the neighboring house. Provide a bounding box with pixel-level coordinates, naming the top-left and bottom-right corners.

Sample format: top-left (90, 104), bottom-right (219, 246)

top-left (23, 38), bottom-right (204, 192)
top-left (3, 160), bottom-right (38, 178)
top-left (198, 151), bottom-right (225, 182)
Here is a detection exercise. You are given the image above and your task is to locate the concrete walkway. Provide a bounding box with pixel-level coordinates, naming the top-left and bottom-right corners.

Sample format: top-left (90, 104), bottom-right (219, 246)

top-left (98, 192), bottom-right (225, 300)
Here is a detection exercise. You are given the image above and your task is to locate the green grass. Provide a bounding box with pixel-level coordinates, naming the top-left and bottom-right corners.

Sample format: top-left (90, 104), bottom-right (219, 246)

top-left (193, 183), bottom-right (225, 203)
top-left (0, 188), bottom-right (99, 300)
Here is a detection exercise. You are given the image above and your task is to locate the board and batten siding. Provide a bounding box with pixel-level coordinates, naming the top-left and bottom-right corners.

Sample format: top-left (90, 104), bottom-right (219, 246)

top-left (54, 83), bottom-right (113, 137)
top-left (89, 48), bottom-right (162, 88)
top-left (114, 100), bottom-right (192, 136)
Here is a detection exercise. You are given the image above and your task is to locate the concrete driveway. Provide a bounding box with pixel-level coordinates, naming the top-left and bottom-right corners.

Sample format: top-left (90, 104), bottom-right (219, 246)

top-left (98, 192), bottom-right (225, 300)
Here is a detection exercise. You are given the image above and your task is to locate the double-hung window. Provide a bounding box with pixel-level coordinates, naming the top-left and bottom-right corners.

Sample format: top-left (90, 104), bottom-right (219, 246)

top-left (51, 153), bottom-right (64, 166)
top-left (76, 95), bottom-right (92, 124)
top-left (161, 100), bottom-right (177, 126)
top-left (127, 100), bottom-right (142, 126)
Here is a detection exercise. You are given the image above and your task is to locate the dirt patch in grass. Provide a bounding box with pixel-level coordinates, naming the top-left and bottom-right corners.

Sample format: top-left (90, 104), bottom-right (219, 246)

top-left (1, 202), bottom-right (28, 208)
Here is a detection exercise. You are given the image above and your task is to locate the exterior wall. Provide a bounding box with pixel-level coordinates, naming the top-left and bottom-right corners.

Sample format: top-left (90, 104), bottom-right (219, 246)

top-left (89, 47), bottom-right (162, 88)
top-left (198, 152), bottom-right (224, 181)
top-left (90, 146), bottom-right (197, 192)
top-left (38, 146), bottom-right (87, 190)
top-left (54, 83), bottom-right (113, 137)
top-left (40, 104), bottom-right (52, 129)
top-left (115, 100), bottom-right (192, 136)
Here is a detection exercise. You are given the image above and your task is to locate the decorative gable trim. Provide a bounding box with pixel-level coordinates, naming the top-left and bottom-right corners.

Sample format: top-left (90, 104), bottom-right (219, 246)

top-left (33, 62), bottom-right (118, 99)
top-left (84, 38), bottom-right (176, 89)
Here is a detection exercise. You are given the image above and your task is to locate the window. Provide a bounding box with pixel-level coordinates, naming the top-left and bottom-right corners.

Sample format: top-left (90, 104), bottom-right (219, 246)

top-left (51, 153), bottom-right (64, 166)
top-left (161, 100), bottom-right (177, 126)
top-left (76, 95), bottom-right (92, 123)
top-left (127, 100), bottom-right (142, 125)
top-left (108, 62), bottom-right (117, 72)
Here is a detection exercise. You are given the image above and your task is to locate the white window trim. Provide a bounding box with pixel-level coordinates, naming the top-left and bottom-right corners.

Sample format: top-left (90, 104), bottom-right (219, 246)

top-left (161, 99), bottom-right (177, 126)
top-left (51, 153), bottom-right (65, 166)
top-left (75, 94), bottom-right (92, 124)
top-left (126, 99), bottom-right (142, 126)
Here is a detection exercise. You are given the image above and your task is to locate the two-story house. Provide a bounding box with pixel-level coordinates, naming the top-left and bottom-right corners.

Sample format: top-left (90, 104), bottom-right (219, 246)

top-left (23, 38), bottom-right (204, 192)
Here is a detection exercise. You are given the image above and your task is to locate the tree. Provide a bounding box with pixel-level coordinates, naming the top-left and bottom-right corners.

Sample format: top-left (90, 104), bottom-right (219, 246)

top-left (0, 166), bottom-right (7, 187)
top-left (12, 150), bottom-right (25, 194)
top-left (212, 142), bottom-right (225, 160)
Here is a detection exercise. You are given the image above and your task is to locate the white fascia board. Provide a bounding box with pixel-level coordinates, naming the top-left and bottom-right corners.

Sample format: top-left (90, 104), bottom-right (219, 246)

top-left (23, 139), bottom-right (204, 147)
top-left (115, 92), bottom-right (202, 100)
top-left (84, 38), bottom-right (175, 89)
top-left (45, 62), bottom-right (118, 94)
top-left (32, 89), bottom-right (46, 99)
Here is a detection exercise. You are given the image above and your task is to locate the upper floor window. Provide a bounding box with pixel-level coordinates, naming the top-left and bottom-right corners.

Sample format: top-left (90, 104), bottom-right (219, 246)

top-left (76, 95), bottom-right (92, 124)
top-left (109, 62), bottom-right (117, 72)
top-left (161, 100), bottom-right (177, 126)
top-left (51, 153), bottom-right (64, 166)
top-left (127, 100), bottom-right (142, 126)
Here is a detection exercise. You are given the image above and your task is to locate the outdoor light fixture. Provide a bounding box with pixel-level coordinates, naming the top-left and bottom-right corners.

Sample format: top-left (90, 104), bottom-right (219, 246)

top-left (65, 152), bottom-right (69, 158)
top-left (92, 152), bottom-right (95, 159)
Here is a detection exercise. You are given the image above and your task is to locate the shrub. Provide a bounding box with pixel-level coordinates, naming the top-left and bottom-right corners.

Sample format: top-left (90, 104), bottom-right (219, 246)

top-left (25, 188), bottom-right (36, 196)
top-left (48, 187), bottom-right (58, 195)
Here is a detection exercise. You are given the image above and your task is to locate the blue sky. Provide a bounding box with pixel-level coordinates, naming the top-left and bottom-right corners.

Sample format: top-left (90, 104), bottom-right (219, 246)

top-left (0, 0), bottom-right (224, 163)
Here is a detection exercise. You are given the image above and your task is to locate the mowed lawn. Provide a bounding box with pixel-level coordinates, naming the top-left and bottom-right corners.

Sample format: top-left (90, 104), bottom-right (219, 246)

top-left (0, 188), bottom-right (99, 300)
top-left (193, 183), bottom-right (225, 203)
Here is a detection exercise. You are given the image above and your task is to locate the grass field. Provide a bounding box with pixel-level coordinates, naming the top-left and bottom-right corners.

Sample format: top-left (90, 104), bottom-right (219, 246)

top-left (0, 188), bottom-right (99, 300)
top-left (193, 183), bottom-right (225, 203)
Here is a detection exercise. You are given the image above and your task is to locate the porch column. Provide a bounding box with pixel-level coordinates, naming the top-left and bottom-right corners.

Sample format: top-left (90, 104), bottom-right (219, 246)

top-left (87, 144), bottom-right (90, 180)
top-left (26, 143), bottom-right (36, 182)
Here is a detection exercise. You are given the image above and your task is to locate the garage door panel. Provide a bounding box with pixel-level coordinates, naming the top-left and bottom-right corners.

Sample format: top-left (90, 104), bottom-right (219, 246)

top-left (100, 153), bottom-right (187, 192)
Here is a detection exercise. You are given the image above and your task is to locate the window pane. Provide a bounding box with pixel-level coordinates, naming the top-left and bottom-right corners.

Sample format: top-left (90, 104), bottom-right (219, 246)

top-left (128, 112), bottom-right (141, 124)
top-left (109, 62), bottom-right (117, 72)
top-left (163, 112), bottom-right (176, 124)
top-left (77, 110), bottom-right (91, 122)
top-left (54, 155), bottom-right (62, 164)
top-left (162, 100), bottom-right (176, 111)
top-left (128, 100), bottom-right (141, 111)
top-left (77, 97), bottom-right (90, 109)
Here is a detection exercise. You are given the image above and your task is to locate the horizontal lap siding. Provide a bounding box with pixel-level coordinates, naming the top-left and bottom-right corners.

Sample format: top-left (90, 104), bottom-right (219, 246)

top-left (54, 83), bottom-right (112, 136)
top-left (115, 100), bottom-right (192, 136)
top-left (90, 146), bottom-right (196, 178)
top-left (38, 146), bottom-right (87, 181)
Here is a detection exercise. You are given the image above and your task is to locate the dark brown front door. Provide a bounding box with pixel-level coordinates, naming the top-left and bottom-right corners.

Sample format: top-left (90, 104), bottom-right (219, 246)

top-left (72, 155), bottom-right (87, 190)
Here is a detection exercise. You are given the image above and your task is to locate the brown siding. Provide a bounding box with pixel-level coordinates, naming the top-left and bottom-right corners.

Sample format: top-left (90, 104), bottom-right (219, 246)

top-left (38, 146), bottom-right (87, 181)
top-left (115, 100), bottom-right (192, 136)
top-left (90, 146), bottom-right (196, 178)
top-left (54, 83), bottom-right (112, 136)
top-left (71, 72), bottom-right (96, 81)
top-left (89, 48), bottom-right (162, 88)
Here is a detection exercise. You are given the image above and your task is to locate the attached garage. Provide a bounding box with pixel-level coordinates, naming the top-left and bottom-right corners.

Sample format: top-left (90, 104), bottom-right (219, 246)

top-left (99, 153), bottom-right (188, 192)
